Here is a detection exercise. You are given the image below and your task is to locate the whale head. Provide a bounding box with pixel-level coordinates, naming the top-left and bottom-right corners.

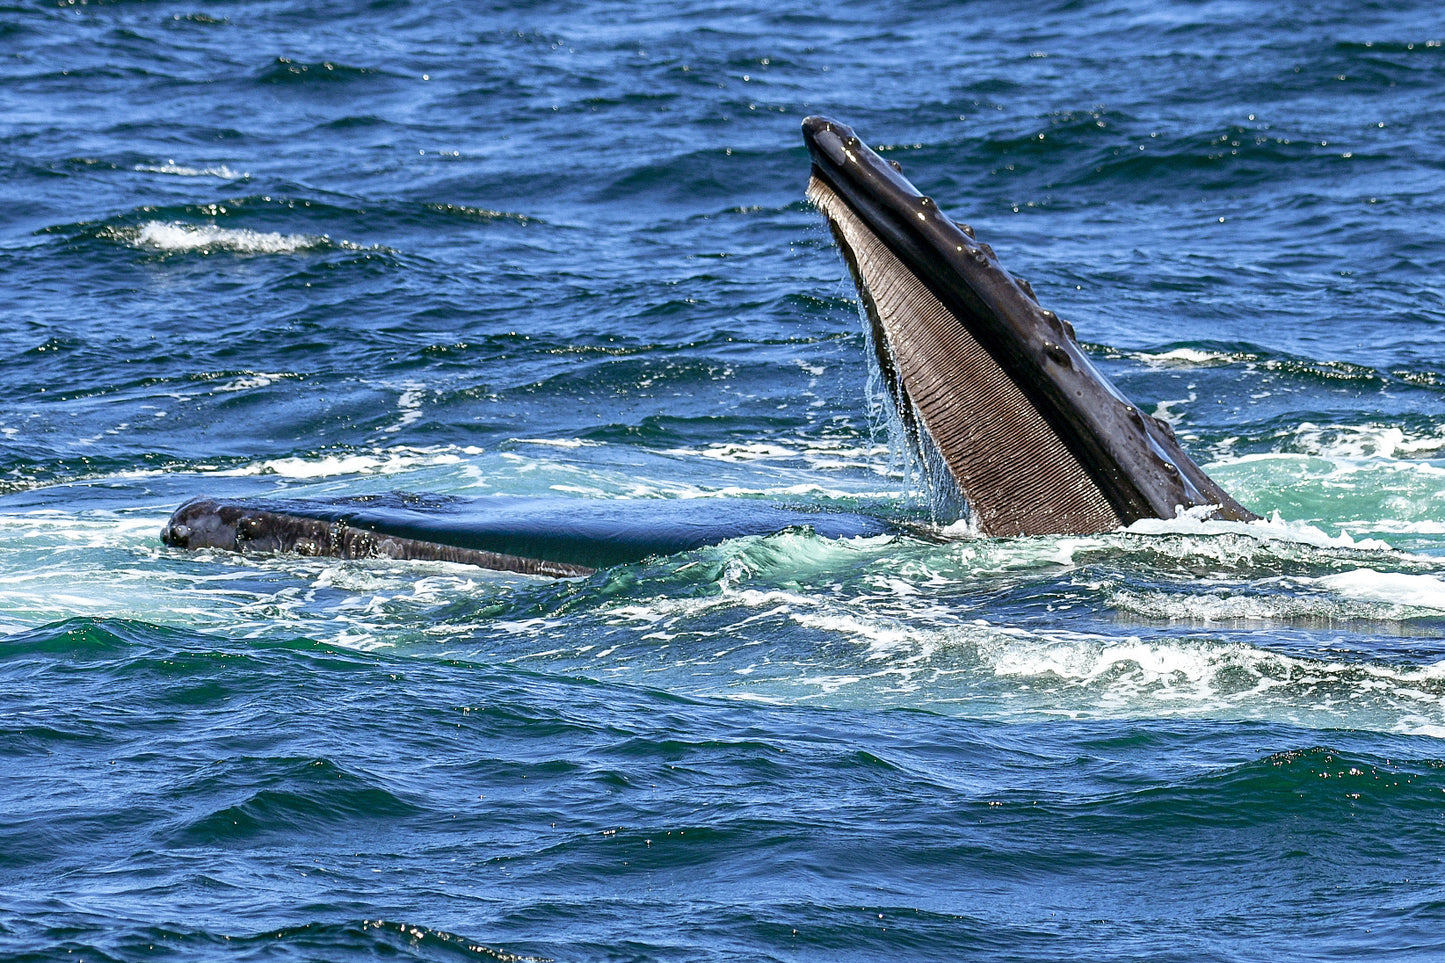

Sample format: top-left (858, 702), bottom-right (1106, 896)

top-left (802, 115), bottom-right (1254, 535)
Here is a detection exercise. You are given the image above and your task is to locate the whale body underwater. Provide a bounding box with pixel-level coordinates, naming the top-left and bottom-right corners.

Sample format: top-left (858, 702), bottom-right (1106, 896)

top-left (160, 116), bottom-right (1257, 577)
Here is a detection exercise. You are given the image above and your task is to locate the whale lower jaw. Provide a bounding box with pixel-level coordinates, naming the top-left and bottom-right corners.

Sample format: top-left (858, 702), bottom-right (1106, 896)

top-left (807, 172), bottom-right (1120, 535)
top-left (802, 115), bottom-right (1256, 536)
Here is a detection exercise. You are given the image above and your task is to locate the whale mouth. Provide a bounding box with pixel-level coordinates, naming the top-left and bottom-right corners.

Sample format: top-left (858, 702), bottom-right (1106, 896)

top-left (157, 119), bottom-right (1256, 576)
top-left (801, 115), bottom-right (1255, 536)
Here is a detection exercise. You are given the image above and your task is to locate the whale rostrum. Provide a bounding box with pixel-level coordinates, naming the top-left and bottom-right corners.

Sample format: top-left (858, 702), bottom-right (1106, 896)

top-left (160, 493), bottom-right (896, 576)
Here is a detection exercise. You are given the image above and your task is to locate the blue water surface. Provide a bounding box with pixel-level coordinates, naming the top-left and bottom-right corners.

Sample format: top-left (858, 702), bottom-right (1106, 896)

top-left (4, 1), bottom-right (1445, 960)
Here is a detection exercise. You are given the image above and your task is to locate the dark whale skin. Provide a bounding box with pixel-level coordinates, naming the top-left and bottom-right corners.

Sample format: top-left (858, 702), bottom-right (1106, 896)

top-left (801, 115), bottom-right (1256, 536)
top-left (161, 492), bottom-right (895, 576)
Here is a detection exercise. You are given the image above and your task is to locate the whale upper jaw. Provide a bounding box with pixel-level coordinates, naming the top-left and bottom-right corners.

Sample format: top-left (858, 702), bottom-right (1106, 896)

top-left (801, 115), bottom-right (1256, 536)
top-left (160, 495), bottom-right (602, 577)
top-left (159, 493), bottom-right (899, 577)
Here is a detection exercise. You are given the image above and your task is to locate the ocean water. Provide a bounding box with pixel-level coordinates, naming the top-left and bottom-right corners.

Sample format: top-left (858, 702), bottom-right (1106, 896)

top-left (4, 0), bottom-right (1445, 959)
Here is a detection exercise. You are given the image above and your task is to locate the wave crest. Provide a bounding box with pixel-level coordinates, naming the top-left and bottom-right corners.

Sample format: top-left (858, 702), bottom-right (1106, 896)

top-left (110, 221), bottom-right (352, 255)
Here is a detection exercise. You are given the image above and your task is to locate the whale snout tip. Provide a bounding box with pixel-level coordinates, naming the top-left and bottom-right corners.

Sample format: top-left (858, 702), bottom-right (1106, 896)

top-left (800, 115), bottom-right (837, 146)
top-left (801, 115), bottom-right (857, 169)
top-left (161, 497), bottom-right (224, 549)
top-left (160, 522), bottom-right (192, 547)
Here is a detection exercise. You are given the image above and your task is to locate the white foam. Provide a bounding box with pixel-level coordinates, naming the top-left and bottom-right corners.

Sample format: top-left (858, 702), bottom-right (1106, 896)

top-left (1108, 581), bottom-right (1445, 625)
top-left (538, 573), bottom-right (1445, 732)
top-left (1286, 422), bottom-right (1445, 459)
top-left (1120, 506), bottom-right (1394, 552)
top-left (1208, 447), bottom-right (1445, 541)
top-left (212, 448), bottom-right (475, 479)
top-left (1311, 569), bottom-right (1445, 612)
top-left (213, 373), bottom-right (292, 392)
top-left (1359, 520), bottom-right (1445, 535)
top-left (684, 442), bottom-right (802, 463)
top-left (380, 383), bottom-right (428, 434)
top-left (9, 495), bottom-right (1445, 738)
top-left (509, 438), bottom-right (603, 449)
top-left (936, 517), bottom-right (979, 538)
top-left (134, 162), bottom-right (246, 179)
top-left (700, 483), bottom-right (886, 503)
top-left (1133, 347), bottom-right (1239, 367)
top-left (965, 623), bottom-right (1445, 730)
top-left (1150, 392), bottom-right (1196, 425)
top-left (122, 221), bottom-right (343, 255)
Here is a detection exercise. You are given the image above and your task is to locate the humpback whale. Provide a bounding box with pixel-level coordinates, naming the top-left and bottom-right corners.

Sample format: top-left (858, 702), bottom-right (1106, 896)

top-left (160, 493), bottom-right (894, 577)
top-left (802, 115), bottom-right (1254, 536)
top-left (160, 116), bottom-right (1255, 575)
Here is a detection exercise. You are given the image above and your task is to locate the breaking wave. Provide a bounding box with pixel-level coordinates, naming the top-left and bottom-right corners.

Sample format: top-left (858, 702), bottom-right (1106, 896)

top-left (115, 221), bottom-right (353, 255)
